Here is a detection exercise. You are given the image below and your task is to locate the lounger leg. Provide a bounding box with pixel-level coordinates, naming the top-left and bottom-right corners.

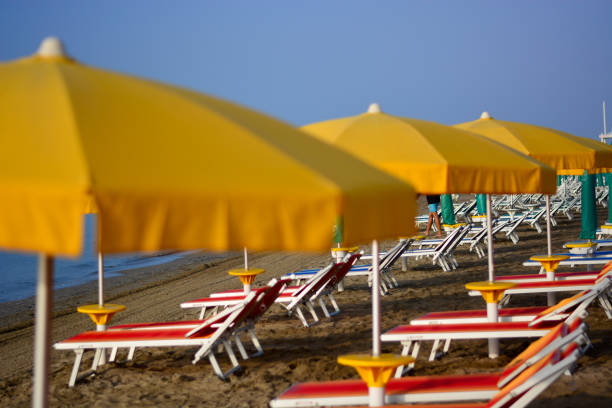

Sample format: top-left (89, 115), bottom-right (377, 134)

top-left (394, 341), bottom-right (413, 378)
top-left (247, 327), bottom-right (264, 357)
top-left (127, 346), bottom-right (135, 361)
top-left (198, 306), bottom-right (207, 320)
top-left (443, 338), bottom-right (451, 353)
top-left (68, 350), bottom-right (85, 387)
top-left (318, 297), bottom-right (331, 318)
top-left (207, 352), bottom-right (225, 379)
top-left (337, 279), bottom-right (345, 292)
top-left (233, 333), bottom-right (249, 360)
top-left (223, 339), bottom-right (241, 374)
top-left (109, 347), bottom-right (118, 362)
top-left (91, 348), bottom-right (103, 371)
top-left (295, 305), bottom-right (310, 327)
top-left (306, 301), bottom-right (320, 325)
top-left (327, 294), bottom-right (341, 315)
top-left (428, 339), bottom-right (440, 361)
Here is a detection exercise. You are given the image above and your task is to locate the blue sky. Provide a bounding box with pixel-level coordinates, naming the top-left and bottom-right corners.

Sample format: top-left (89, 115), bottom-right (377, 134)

top-left (2, 1), bottom-right (611, 139)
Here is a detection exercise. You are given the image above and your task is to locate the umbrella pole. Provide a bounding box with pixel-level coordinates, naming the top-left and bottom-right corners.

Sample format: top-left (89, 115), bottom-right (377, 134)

top-left (546, 195), bottom-right (552, 257)
top-left (33, 254), bottom-right (53, 408)
top-left (545, 195), bottom-right (557, 306)
top-left (485, 194), bottom-right (500, 357)
top-left (243, 247), bottom-right (248, 270)
top-left (486, 194), bottom-right (495, 282)
top-left (371, 240), bottom-right (380, 357)
top-left (98, 252), bottom-right (104, 307)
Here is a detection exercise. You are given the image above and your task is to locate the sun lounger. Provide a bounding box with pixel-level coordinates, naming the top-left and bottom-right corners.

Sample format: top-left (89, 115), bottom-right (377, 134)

top-left (380, 290), bottom-right (594, 364)
top-left (113, 278), bottom-right (289, 362)
top-left (270, 321), bottom-right (585, 407)
top-left (402, 226), bottom-right (469, 271)
top-left (495, 259), bottom-right (612, 283)
top-left (183, 255), bottom-right (360, 327)
top-left (522, 254), bottom-right (612, 271)
top-left (55, 289), bottom-right (267, 386)
top-left (410, 288), bottom-right (596, 325)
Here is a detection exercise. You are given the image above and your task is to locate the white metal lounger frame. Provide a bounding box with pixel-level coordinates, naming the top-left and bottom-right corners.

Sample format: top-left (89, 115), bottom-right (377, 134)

top-left (54, 291), bottom-right (264, 386)
top-left (381, 293), bottom-right (593, 372)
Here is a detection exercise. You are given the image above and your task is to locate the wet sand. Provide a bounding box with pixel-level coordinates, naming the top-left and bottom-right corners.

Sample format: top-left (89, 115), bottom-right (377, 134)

top-left (0, 199), bottom-right (611, 407)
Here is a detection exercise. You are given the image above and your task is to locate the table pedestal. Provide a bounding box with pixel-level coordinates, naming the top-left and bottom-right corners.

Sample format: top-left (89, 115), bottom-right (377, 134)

top-left (529, 255), bottom-right (570, 305)
top-left (77, 304), bottom-right (126, 364)
top-left (338, 354), bottom-right (415, 407)
top-left (465, 281), bottom-right (516, 358)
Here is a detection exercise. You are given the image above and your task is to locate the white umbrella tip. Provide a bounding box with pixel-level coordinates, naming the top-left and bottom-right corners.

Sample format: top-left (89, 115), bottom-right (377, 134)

top-left (367, 103), bottom-right (382, 114)
top-left (480, 111), bottom-right (492, 120)
top-left (37, 37), bottom-right (68, 58)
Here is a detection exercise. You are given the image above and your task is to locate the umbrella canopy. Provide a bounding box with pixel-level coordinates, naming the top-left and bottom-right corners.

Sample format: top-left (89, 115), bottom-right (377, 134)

top-left (0, 40), bottom-right (417, 257)
top-left (0, 38), bottom-right (417, 407)
top-left (302, 104), bottom-right (557, 195)
top-left (454, 112), bottom-right (612, 175)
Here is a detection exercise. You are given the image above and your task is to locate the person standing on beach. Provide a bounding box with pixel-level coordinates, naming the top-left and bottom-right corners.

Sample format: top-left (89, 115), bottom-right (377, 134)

top-left (425, 194), bottom-right (443, 237)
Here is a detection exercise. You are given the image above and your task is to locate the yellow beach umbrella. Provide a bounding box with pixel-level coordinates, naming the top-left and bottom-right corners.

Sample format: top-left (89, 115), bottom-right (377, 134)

top-left (0, 39), bottom-right (416, 407)
top-left (303, 103), bottom-right (556, 372)
top-left (455, 112), bottom-right (612, 175)
top-left (303, 104), bottom-right (556, 195)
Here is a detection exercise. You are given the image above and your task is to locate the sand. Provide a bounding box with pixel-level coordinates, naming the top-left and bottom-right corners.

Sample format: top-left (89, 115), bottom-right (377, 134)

top-left (1, 198), bottom-right (611, 407)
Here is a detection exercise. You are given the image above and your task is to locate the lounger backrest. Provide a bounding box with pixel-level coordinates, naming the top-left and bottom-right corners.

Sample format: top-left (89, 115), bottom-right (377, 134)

top-left (186, 290), bottom-right (264, 338)
top-left (246, 278), bottom-right (291, 321)
top-left (377, 241), bottom-right (408, 272)
top-left (497, 320), bottom-right (586, 388)
top-left (443, 224), bottom-right (472, 254)
top-left (595, 260), bottom-right (612, 282)
top-left (434, 225), bottom-right (464, 252)
top-left (291, 262), bottom-right (344, 304)
top-left (488, 342), bottom-right (581, 408)
top-left (528, 288), bottom-right (598, 327)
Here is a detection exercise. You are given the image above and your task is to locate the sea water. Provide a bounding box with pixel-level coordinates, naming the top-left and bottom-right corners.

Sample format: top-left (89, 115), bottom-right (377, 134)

top-left (0, 215), bottom-right (192, 303)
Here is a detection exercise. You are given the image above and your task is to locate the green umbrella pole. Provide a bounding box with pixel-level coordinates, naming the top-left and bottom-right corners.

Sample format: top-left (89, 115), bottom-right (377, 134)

top-left (579, 171), bottom-right (597, 239)
top-left (440, 194), bottom-right (456, 225)
top-left (476, 194), bottom-right (487, 215)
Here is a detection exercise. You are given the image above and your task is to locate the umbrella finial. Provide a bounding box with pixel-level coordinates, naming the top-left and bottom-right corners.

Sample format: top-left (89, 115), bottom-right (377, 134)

top-left (367, 103), bottom-right (382, 114)
top-left (37, 37), bottom-right (68, 58)
top-left (480, 111), bottom-right (492, 120)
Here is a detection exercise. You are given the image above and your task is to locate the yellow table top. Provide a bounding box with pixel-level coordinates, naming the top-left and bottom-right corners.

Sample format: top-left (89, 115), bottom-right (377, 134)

top-left (442, 223), bottom-right (467, 228)
top-left (564, 241), bottom-right (597, 248)
top-left (529, 254), bottom-right (570, 262)
top-left (331, 246), bottom-right (359, 253)
top-left (465, 281), bottom-right (517, 291)
top-left (601, 224), bottom-right (612, 229)
top-left (472, 214), bottom-right (487, 218)
top-left (338, 353), bottom-right (415, 368)
top-left (409, 234), bottom-right (426, 241)
top-left (228, 268), bottom-right (265, 277)
top-left (77, 304), bottom-right (126, 315)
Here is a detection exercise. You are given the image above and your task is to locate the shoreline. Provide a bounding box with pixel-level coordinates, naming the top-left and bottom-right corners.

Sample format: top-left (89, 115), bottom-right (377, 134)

top-left (0, 250), bottom-right (238, 334)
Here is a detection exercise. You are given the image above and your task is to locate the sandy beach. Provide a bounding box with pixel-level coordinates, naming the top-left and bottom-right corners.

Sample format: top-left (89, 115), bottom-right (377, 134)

top-left (1, 198), bottom-right (611, 407)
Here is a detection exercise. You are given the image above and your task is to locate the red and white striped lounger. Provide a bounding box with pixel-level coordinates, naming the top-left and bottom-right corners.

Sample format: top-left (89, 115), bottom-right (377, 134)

top-left (380, 296), bottom-right (591, 364)
top-left (493, 259), bottom-right (612, 283)
top-left (270, 322), bottom-right (585, 408)
top-left (473, 274), bottom-right (612, 314)
top-left (110, 278), bottom-right (289, 361)
top-left (410, 288), bottom-right (594, 325)
top-left (54, 290), bottom-right (266, 386)
top-left (411, 277), bottom-right (612, 326)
